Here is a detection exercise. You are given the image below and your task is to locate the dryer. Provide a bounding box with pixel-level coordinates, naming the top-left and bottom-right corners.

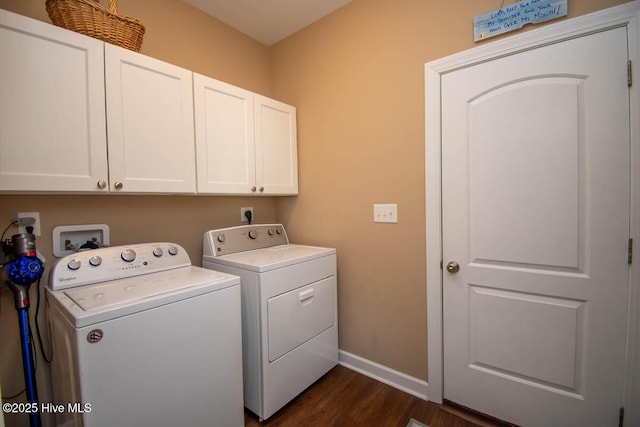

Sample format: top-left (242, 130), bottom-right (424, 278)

top-left (202, 224), bottom-right (338, 421)
top-left (47, 242), bottom-right (244, 427)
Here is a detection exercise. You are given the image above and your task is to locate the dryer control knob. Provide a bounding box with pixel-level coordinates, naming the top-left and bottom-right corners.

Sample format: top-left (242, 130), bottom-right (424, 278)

top-left (168, 246), bottom-right (179, 256)
top-left (89, 256), bottom-right (102, 267)
top-left (153, 247), bottom-right (163, 257)
top-left (121, 249), bottom-right (136, 262)
top-left (248, 230), bottom-right (258, 240)
top-left (67, 258), bottom-right (81, 270)
top-left (216, 234), bottom-right (225, 243)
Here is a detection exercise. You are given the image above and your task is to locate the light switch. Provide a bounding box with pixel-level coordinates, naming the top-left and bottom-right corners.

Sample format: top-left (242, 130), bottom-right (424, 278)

top-left (373, 204), bottom-right (398, 223)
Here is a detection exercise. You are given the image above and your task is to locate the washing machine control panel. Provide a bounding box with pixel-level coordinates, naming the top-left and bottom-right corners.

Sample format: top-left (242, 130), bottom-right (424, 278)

top-left (203, 224), bottom-right (289, 257)
top-left (49, 242), bottom-right (191, 290)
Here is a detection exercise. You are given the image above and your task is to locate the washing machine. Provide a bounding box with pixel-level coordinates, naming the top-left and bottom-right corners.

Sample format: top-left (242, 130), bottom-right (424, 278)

top-left (202, 224), bottom-right (338, 421)
top-left (47, 242), bottom-right (243, 427)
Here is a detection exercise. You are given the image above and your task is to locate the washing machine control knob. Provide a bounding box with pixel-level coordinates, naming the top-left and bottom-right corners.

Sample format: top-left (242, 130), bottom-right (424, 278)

top-left (153, 247), bottom-right (163, 257)
top-left (268, 229), bottom-right (274, 236)
top-left (216, 234), bottom-right (225, 243)
top-left (67, 258), bottom-right (81, 270)
top-left (168, 246), bottom-right (179, 256)
top-left (89, 256), bottom-right (102, 267)
top-left (248, 230), bottom-right (258, 240)
top-left (121, 249), bottom-right (136, 262)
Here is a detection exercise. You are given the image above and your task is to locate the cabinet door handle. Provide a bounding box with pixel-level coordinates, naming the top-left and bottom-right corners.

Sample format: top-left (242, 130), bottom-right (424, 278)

top-left (114, 181), bottom-right (123, 190)
top-left (259, 186), bottom-right (264, 192)
top-left (97, 180), bottom-right (107, 189)
top-left (251, 186), bottom-right (256, 192)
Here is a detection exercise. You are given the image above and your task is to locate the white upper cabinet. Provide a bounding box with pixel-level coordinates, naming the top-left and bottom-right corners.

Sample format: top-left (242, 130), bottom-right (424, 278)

top-left (0, 9), bottom-right (108, 192)
top-left (254, 95), bottom-right (298, 195)
top-left (1, 9), bottom-right (295, 196)
top-left (194, 74), bottom-right (256, 194)
top-left (194, 74), bottom-right (298, 195)
top-left (105, 44), bottom-right (196, 193)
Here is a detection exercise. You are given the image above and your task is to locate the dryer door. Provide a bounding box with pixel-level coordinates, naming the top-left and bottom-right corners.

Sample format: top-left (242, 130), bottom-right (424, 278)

top-left (268, 276), bottom-right (336, 361)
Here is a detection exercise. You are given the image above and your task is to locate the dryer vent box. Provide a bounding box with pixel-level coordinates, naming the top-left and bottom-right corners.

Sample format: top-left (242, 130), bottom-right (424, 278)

top-left (52, 224), bottom-right (110, 257)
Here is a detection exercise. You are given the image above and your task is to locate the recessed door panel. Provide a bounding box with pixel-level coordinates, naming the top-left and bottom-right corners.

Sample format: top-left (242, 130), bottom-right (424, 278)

top-left (469, 78), bottom-right (584, 271)
top-left (469, 285), bottom-right (584, 393)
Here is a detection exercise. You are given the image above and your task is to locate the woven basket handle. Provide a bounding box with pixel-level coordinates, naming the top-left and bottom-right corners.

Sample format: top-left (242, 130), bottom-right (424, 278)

top-left (108, 0), bottom-right (118, 14)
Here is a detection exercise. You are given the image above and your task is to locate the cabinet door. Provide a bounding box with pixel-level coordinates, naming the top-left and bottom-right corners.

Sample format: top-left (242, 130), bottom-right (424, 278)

top-left (0, 10), bottom-right (108, 192)
top-left (193, 74), bottom-right (256, 194)
top-left (105, 44), bottom-right (196, 194)
top-left (254, 95), bottom-right (298, 195)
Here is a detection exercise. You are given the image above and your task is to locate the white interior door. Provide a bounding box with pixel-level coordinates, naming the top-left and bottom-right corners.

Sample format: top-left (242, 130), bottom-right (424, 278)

top-left (441, 27), bottom-right (630, 426)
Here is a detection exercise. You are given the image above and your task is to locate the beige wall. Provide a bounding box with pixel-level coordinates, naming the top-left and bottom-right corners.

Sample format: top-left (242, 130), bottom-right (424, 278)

top-left (0, 1), bottom-right (628, 424)
top-left (271, 0), bottom-right (628, 381)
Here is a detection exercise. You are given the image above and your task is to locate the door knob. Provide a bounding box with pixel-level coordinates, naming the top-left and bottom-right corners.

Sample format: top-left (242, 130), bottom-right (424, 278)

top-left (446, 261), bottom-right (460, 273)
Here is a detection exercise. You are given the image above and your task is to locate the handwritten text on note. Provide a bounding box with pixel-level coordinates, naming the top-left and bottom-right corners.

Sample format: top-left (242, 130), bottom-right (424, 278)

top-left (474, 0), bottom-right (568, 42)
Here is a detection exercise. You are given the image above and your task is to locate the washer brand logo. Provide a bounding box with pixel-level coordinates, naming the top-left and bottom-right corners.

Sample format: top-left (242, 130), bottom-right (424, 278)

top-left (87, 329), bottom-right (103, 343)
top-left (59, 276), bottom-right (76, 282)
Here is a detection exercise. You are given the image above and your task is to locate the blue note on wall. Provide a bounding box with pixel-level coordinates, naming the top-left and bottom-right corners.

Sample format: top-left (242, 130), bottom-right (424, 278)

top-left (474, 0), bottom-right (567, 42)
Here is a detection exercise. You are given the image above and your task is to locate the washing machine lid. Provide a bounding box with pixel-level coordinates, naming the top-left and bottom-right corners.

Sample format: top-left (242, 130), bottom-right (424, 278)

top-left (47, 266), bottom-right (239, 328)
top-left (204, 244), bottom-right (335, 272)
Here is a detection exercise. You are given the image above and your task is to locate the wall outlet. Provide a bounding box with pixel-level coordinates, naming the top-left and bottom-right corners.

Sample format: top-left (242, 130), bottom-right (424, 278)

top-left (373, 204), bottom-right (398, 223)
top-left (241, 207), bottom-right (254, 222)
top-left (17, 211), bottom-right (41, 236)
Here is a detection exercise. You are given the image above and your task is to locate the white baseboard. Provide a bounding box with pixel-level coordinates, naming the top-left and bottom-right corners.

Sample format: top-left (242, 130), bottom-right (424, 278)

top-left (338, 350), bottom-right (429, 401)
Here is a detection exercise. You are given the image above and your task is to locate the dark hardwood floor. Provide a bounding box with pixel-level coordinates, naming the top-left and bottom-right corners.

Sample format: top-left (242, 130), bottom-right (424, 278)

top-left (244, 365), bottom-right (499, 427)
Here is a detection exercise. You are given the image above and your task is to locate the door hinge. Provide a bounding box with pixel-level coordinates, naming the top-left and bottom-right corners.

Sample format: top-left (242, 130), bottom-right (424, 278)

top-left (628, 60), bottom-right (632, 87)
top-left (629, 238), bottom-right (633, 265)
top-left (619, 406), bottom-right (624, 427)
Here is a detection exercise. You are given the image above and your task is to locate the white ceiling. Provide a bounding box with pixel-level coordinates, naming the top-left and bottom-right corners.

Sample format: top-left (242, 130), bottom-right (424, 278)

top-left (182, 0), bottom-right (352, 46)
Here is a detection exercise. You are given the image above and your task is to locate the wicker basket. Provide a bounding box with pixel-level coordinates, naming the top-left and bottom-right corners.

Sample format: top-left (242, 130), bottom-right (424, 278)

top-left (45, 0), bottom-right (145, 52)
